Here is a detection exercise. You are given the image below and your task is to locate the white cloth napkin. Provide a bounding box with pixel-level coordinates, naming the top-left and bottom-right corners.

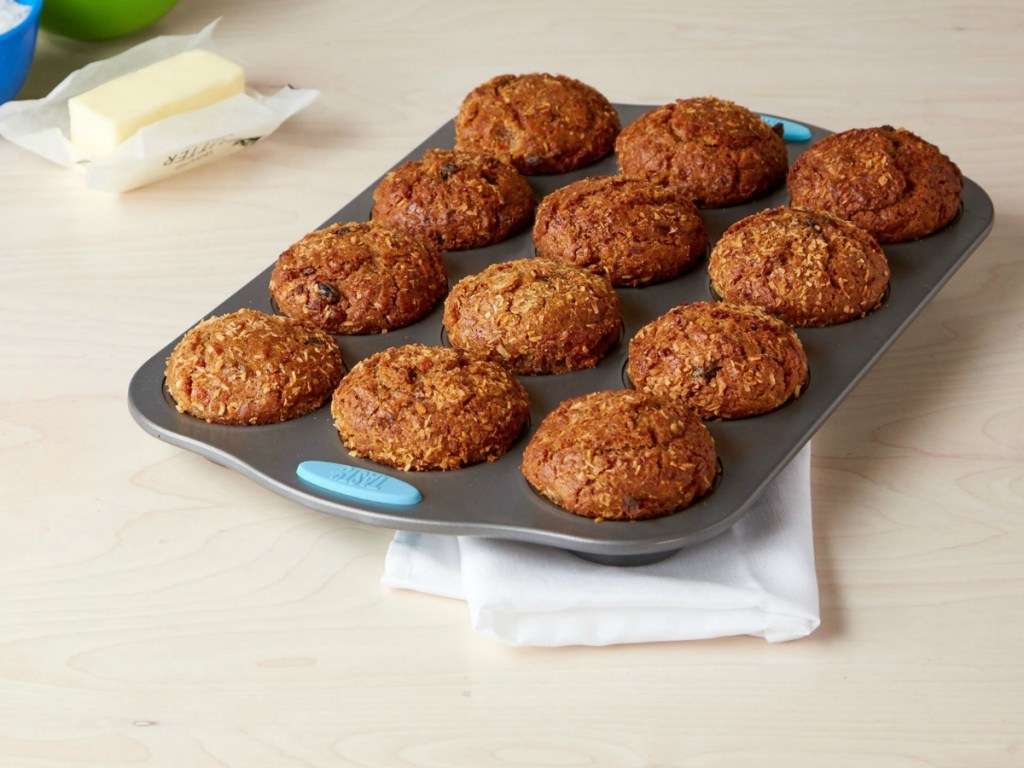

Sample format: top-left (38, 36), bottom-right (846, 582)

top-left (382, 443), bottom-right (819, 647)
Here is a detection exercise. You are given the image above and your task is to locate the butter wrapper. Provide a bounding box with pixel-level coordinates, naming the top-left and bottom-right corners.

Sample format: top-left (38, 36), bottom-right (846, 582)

top-left (0, 20), bottom-right (318, 192)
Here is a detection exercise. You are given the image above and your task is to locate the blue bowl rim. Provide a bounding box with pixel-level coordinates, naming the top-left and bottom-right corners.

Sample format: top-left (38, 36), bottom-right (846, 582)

top-left (0, 0), bottom-right (43, 41)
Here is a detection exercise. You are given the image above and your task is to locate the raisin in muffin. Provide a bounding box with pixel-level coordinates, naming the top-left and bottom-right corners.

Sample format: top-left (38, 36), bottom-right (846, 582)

top-left (628, 302), bottom-right (808, 419)
top-left (615, 96), bottom-right (788, 208)
top-left (454, 72), bottom-right (620, 174)
top-left (269, 221), bottom-right (447, 334)
top-left (331, 344), bottom-right (529, 471)
top-left (708, 206), bottom-right (890, 327)
top-left (165, 309), bottom-right (344, 425)
top-left (443, 257), bottom-right (621, 375)
top-left (371, 148), bottom-right (536, 250)
top-left (521, 389), bottom-right (718, 520)
top-left (787, 125), bottom-right (963, 243)
top-left (532, 175), bottom-right (708, 286)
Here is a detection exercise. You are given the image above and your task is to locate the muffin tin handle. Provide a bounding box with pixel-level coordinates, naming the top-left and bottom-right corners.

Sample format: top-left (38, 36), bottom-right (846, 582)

top-left (759, 115), bottom-right (812, 142)
top-left (297, 461), bottom-right (422, 506)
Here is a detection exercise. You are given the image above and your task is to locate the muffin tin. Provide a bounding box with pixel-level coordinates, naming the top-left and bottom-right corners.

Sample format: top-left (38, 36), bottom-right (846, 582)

top-left (128, 104), bottom-right (994, 565)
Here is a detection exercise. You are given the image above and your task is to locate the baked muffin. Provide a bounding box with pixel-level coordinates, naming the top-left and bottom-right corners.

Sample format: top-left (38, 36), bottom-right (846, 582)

top-left (532, 175), bottom-right (708, 286)
top-left (628, 302), bottom-right (808, 420)
top-left (454, 72), bottom-right (620, 175)
top-left (269, 221), bottom-right (446, 335)
top-left (708, 206), bottom-right (890, 327)
top-left (165, 309), bottom-right (344, 426)
top-left (371, 148), bottom-right (536, 250)
top-left (331, 344), bottom-right (529, 471)
top-left (615, 96), bottom-right (788, 208)
top-left (521, 389), bottom-right (718, 520)
top-left (787, 125), bottom-right (963, 243)
top-left (443, 257), bottom-right (621, 375)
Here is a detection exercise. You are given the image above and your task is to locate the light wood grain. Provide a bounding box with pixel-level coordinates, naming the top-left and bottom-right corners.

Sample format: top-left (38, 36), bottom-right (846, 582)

top-left (1, 1), bottom-right (1022, 766)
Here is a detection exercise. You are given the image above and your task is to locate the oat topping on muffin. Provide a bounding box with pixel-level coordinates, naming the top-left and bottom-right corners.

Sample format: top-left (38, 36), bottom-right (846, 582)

top-left (371, 148), bottom-right (536, 250)
top-left (615, 96), bottom-right (788, 208)
top-left (628, 302), bottom-right (808, 419)
top-left (522, 389), bottom-right (718, 520)
top-left (269, 221), bottom-right (447, 335)
top-left (532, 175), bottom-right (708, 286)
top-left (331, 344), bottom-right (529, 471)
top-left (455, 72), bottom-right (620, 174)
top-left (165, 308), bottom-right (344, 425)
top-left (708, 206), bottom-right (890, 327)
top-left (787, 125), bottom-right (963, 243)
top-left (443, 257), bottom-right (621, 375)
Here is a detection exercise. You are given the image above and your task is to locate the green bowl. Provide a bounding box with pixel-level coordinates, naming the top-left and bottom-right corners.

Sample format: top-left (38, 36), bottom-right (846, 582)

top-left (40, 0), bottom-right (179, 41)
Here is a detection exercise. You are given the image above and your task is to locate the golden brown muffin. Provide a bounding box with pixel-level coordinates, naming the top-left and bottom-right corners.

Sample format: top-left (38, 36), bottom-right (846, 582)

top-left (165, 309), bottom-right (344, 426)
top-left (615, 96), bottom-right (788, 208)
top-left (454, 72), bottom-right (621, 175)
top-left (443, 258), bottom-right (621, 375)
top-left (708, 206), bottom-right (890, 327)
top-left (628, 302), bottom-right (808, 419)
top-left (787, 125), bottom-right (963, 243)
top-left (331, 344), bottom-right (530, 471)
top-left (371, 148), bottom-right (537, 250)
top-left (521, 389), bottom-right (718, 520)
top-left (269, 221), bottom-right (447, 335)
top-left (532, 175), bottom-right (708, 286)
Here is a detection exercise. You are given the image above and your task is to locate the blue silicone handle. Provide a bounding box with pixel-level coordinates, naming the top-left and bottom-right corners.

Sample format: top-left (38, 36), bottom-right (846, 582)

top-left (760, 115), bottom-right (813, 142)
top-left (297, 461), bottom-right (422, 506)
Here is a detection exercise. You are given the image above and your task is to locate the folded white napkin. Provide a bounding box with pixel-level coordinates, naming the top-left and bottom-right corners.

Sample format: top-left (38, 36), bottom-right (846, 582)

top-left (382, 443), bottom-right (819, 647)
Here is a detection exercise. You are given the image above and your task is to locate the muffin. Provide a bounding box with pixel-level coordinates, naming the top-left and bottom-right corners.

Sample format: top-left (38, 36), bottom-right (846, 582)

top-left (165, 308), bottom-right (344, 426)
top-left (615, 96), bottom-right (788, 208)
top-left (532, 175), bottom-right (708, 286)
top-left (521, 389), bottom-right (718, 521)
top-left (371, 148), bottom-right (536, 250)
top-left (787, 125), bottom-right (963, 243)
top-left (454, 72), bottom-right (620, 175)
top-left (331, 344), bottom-right (530, 471)
top-left (269, 221), bottom-right (446, 334)
top-left (628, 302), bottom-right (808, 420)
top-left (708, 206), bottom-right (890, 327)
top-left (443, 257), bottom-right (621, 375)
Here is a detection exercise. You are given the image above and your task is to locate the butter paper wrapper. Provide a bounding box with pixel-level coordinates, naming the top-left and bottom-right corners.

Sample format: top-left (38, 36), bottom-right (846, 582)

top-left (0, 20), bottom-right (318, 192)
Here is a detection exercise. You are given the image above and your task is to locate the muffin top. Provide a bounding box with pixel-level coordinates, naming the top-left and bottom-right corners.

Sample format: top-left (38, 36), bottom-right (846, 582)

top-left (521, 389), bottom-right (718, 520)
top-left (331, 344), bottom-right (530, 471)
top-left (371, 148), bottom-right (536, 250)
top-left (708, 206), bottom-right (890, 327)
top-left (443, 257), bottom-right (621, 375)
top-left (532, 175), bottom-right (708, 286)
top-left (455, 72), bottom-right (620, 174)
top-left (165, 308), bottom-right (344, 426)
top-left (615, 96), bottom-right (788, 208)
top-left (628, 302), bottom-right (808, 419)
top-left (787, 125), bottom-right (963, 243)
top-left (269, 221), bottom-right (447, 335)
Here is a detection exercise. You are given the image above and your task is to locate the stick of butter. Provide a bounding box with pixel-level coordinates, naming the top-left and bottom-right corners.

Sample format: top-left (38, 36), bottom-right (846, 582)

top-left (68, 49), bottom-right (245, 156)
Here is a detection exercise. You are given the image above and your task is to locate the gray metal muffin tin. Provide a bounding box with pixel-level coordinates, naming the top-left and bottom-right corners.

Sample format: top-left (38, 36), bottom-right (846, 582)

top-left (128, 104), bottom-right (994, 565)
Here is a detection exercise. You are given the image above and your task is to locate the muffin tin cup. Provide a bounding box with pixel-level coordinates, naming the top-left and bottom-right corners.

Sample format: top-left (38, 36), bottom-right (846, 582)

top-left (128, 105), bottom-right (994, 566)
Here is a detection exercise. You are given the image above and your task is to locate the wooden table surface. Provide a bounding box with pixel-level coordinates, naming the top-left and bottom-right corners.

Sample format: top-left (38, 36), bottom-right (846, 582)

top-left (2, 1), bottom-right (1021, 765)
